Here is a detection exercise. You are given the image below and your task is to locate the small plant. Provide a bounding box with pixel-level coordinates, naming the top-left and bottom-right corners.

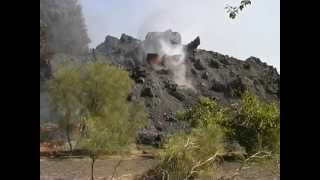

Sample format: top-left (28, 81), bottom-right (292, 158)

top-left (40, 130), bottom-right (50, 142)
top-left (175, 110), bottom-right (187, 121)
top-left (183, 96), bottom-right (233, 129)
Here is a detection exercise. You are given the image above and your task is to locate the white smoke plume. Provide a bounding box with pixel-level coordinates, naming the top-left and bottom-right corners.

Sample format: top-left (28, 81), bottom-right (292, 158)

top-left (158, 40), bottom-right (193, 89)
top-left (141, 33), bottom-right (194, 89)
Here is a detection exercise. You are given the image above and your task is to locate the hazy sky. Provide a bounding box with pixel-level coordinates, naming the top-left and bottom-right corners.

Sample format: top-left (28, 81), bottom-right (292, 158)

top-left (79, 0), bottom-right (280, 72)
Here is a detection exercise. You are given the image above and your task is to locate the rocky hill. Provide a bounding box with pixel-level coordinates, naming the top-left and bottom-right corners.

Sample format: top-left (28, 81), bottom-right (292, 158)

top-left (92, 30), bottom-right (280, 145)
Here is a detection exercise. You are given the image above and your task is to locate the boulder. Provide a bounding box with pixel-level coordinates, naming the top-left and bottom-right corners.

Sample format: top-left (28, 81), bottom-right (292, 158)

top-left (186, 36), bottom-right (200, 51)
top-left (141, 87), bottom-right (154, 97)
top-left (145, 29), bottom-right (182, 45)
top-left (209, 59), bottom-right (220, 69)
top-left (194, 59), bottom-right (206, 70)
top-left (211, 79), bottom-right (226, 92)
top-left (137, 127), bottom-right (163, 146)
top-left (120, 33), bottom-right (140, 44)
top-left (202, 72), bottom-right (209, 80)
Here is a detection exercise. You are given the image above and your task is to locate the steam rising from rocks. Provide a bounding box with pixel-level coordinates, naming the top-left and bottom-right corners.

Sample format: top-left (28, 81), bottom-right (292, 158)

top-left (158, 40), bottom-right (193, 89)
top-left (141, 30), bottom-right (193, 89)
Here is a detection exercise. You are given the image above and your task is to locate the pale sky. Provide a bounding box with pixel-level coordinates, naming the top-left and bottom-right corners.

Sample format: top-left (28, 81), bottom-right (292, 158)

top-left (79, 0), bottom-right (280, 72)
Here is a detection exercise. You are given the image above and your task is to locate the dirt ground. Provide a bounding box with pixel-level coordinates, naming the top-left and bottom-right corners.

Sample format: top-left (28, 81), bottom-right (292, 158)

top-left (40, 156), bottom-right (157, 180)
top-left (40, 156), bottom-right (279, 180)
top-left (40, 142), bottom-right (279, 180)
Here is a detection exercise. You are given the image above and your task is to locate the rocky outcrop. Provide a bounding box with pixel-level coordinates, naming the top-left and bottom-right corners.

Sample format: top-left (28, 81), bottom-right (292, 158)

top-left (186, 36), bottom-right (200, 51)
top-left (83, 30), bottom-right (280, 145)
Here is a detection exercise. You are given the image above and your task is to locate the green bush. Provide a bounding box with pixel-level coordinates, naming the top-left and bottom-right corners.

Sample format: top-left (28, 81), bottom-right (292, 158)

top-left (40, 130), bottom-right (50, 142)
top-left (183, 96), bottom-right (233, 128)
top-left (151, 132), bottom-right (196, 179)
top-left (147, 97), bottom-right (229, 179)
top-left (230, 91), bottom-right (280, 154)
top-left (145, 93), bottom-right (279, 179)
top-left (145, 93), bottom-right (280, 179)
top-left (175, 110), bottom-right (187, 121)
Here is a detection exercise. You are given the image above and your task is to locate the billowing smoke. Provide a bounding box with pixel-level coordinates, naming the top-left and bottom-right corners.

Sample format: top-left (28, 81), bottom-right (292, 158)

top-left (40, 0), bottom-right (90, 56)
top-left (40, 0), bottom-right (90, 123)
top-left (158, 40), bottom-right (193, 89)
top-left (141, 30), bottom-right (193, 89)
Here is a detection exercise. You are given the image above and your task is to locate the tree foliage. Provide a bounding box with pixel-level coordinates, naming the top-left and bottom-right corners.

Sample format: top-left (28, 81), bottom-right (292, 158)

top-left (182, 97), bottom-right (233, 129)
top-left (48, 61), bottom-right (147, 180)
top-left (75, 62), bottom-right (147, 155)
top-left (47, 61), bottom-right (82, 151)
top-left (146, 92), bottom-right (279, 179)
top-left (147, 97), bottom-right (229, 179)
top-left (231, 91), bottom-right (280, 153)
top-left (225, 0), bottom-right (252, 19)
top-left (48, 60), bottom-right (147, 151)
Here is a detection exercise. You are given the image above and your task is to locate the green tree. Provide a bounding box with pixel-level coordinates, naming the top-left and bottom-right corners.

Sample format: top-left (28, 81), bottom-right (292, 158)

top-left (72, 63), bottom-right (147, 180)
top-left (47, 62), bottom-right (82, 151)
top-left (233, 91), bottom-right (279, 153)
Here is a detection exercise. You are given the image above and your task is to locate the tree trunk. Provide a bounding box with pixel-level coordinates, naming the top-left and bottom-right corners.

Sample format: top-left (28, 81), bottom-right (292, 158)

top-left (91, 158), bottom-right (96, 180)
top-left (65, 110), bottom-right (73, 152)
top-left (257, 131), bottom-right (262, 151)
top-left (66, 124), bottom-right (73, 152)
top-left (110, 159), bottom-right (122, 180)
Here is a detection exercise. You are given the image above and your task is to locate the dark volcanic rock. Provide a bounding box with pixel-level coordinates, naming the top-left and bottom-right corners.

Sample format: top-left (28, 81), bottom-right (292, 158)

top-left (141, 87), bottom-right (154, 98)
top-left (137, 127), bottom-right (163, 146)
top-left (243, 62), bottom-right (251, 69)
top-left (187, 36), bottom-right (200, 51)
top-left (169, 90), bottom-right (186, 101)
top-left (209, 59), bottom-right (220, 69)
top-left (145, 29), bottom-right (182, 45)
top-left (91, 30), bottom-right (280, 145)
top-left (202, 72), bottom-right (209, 80)
top-left (120, 33), bottom-right (140, 44)
top-left (194, 59), bottom-right (206, 70)
top-left (211, 79), bottom-right (226, 92)
top-left (226, 76), bottom-right (247, 98)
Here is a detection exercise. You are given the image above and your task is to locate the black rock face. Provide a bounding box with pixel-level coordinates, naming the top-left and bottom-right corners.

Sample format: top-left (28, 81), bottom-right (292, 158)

top-left (194, 59), bottom-right (206, 70)
top-left (187, 36), bottom-right (200, 51)
top-left (92, 30), bottom-right (280, 145)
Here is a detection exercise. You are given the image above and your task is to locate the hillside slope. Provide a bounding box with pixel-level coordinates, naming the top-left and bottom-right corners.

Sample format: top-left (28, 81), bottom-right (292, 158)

top-left (94, 30), bottom-right (280, 145)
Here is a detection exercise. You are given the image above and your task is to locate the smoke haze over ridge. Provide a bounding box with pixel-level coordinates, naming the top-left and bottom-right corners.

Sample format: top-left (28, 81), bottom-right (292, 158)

top-left (80, 0), bottom-right (279, 72)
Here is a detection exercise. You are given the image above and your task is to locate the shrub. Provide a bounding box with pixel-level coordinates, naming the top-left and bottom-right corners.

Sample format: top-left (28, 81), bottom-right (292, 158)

top-left (151, 132), bottom-right (196, 179)
top-left (231, 91), bottom-right (280, 154)
top-left (182, 96), bottom-right (233, 129)
top-left (147, 97), bottom-right (229, 179)
top-left (175, 110), bottom-right (186, 121)
top-left (40, 130), bottom-right (50, 142)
